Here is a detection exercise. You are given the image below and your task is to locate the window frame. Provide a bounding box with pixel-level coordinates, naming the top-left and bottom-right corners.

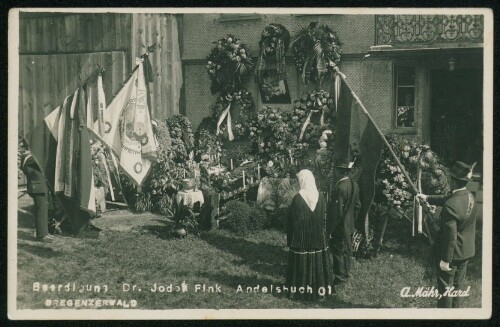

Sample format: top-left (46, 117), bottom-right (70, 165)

top-left (218, 14), bottom-right (261, 23)
top-left (392, 62), bottom-right (418, 133)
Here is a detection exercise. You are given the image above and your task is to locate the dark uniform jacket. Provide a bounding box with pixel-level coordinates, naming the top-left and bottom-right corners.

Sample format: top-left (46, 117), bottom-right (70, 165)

top-left (22, 154), bottom-right (47, 195)
top-left (327, 178), bottom-right (360, 237)
top-left (427, 189), bottom-right (477, 263)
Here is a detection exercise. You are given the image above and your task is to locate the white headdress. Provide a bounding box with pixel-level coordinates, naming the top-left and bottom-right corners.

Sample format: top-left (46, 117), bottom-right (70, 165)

top-left (296, 169), bottom-right (319, 211)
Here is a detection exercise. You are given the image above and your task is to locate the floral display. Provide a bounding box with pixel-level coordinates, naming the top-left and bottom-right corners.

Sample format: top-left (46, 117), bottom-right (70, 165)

top-left (166, 115), bottom-right (195, 162)
top-left (211, 89), bottom-right (255, 142)
top-left (291, 90), bottom-right (335, 146)
top-left (194, 128), bottom-right (222, 163)
top-left (291, 22), bottom-right (342, 84)
top-left (256, 23), bottom-right (291, 82)
top-left (376, 135), bottom-right (449, 213)
top-left (206, 34), bottom-right (255, 95)
top-left (249, 106), bottom-right (294, 160)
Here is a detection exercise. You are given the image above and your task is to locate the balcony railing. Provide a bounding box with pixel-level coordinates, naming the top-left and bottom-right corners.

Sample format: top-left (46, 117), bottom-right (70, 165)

top-left (376, 15), bottom-right (484, 46)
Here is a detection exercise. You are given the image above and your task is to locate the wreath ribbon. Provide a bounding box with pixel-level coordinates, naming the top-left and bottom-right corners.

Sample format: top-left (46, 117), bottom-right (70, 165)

top-left (299, 109), bottom-right (324, 140)
top-left (334, 72), bottom-right (341, 115)
top-left (216, 95), bottom-right (235, 141)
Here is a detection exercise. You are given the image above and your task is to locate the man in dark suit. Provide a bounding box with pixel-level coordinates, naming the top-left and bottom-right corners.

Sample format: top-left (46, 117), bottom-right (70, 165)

top-left (21, 150), bottom-right (53, 243)
top-left (327, 159), bottom-right (361, 284)
top-left (418, 161), bottom-right (478, 308)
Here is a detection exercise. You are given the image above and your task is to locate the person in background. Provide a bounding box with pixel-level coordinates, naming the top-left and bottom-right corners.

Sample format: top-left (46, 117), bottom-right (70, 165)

top-left (286, 169), bottom-right (334, 300)
top-left (21, 149), bottom-right (53, 243)
top-left (417, 161), bottom-right (478, 308)
top-left (327, 159), bottom-right (360, 285)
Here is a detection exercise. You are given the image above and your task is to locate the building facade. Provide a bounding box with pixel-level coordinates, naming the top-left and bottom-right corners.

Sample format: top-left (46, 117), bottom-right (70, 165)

top-left (18, 13), bottom-right (484, 169)
top-left (181, 14), bottom-right (484, 168)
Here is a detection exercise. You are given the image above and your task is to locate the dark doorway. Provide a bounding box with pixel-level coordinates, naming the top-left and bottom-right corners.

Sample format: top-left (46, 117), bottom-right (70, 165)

top-left (430, 69), bottom-right (483, 172)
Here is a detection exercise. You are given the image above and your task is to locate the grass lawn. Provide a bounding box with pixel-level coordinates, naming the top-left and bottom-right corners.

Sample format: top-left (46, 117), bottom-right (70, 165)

top-left (16, 197), bottom-right (483, 310)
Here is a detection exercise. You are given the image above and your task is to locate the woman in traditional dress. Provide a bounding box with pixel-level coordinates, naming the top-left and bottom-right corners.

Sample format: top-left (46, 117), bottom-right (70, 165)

top-left (286, 169), bottom-right (334, 300)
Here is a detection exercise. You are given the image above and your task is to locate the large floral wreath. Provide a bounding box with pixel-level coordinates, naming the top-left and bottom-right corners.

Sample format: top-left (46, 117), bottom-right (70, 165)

top-left (376, 135), bottom-right (449, 213)
top-left (256, 23), bottom-right (291, 82)
top-left (249, 106), bottom-right (294, 160)
top-left (292, 22), bottom-right (342, 85)
top-left (206, 34), bottom-right (255, 95)
top-left (291, 89), bottom-right (335, 146)
top-left (212, 89), bottom-right (255, 142)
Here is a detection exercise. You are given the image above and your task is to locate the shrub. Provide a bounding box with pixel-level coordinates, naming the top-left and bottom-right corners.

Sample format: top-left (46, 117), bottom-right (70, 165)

top-left (221, 200), bottom-right (269, 235)
top-left (268, 207), bottom-right (288, 231)
top-left (222, 200), bottom-right (252, 235)
top-left (248, 204), bottom-right (269, 231)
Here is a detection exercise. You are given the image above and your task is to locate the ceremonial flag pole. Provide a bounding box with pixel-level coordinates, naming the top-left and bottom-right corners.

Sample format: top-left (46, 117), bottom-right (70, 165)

top-left (334, 68), bottom-right (434, 245)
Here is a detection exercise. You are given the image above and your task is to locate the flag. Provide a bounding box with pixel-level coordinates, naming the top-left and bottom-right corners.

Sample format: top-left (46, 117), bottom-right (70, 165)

top-left (95, 59), bottom-right (157, 186)
top-left (28, 87), bottom-right (96, 234)
top-left (334, 77), bottom-right (385, 237)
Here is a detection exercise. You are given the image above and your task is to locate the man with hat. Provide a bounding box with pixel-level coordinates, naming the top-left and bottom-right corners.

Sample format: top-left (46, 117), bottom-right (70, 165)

top-left (327, 158), bottom-right (360, 285)
top-left (417, 161), bottom-right (478, 308)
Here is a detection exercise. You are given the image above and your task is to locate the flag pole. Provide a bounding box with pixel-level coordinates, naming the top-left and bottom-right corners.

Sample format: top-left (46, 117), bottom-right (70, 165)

top-left (335, 68), bottom-right (434, 245)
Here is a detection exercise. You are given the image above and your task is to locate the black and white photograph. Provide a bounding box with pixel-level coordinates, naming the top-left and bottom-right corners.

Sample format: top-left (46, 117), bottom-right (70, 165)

top-left (8, 8), bottom-right (492, 320)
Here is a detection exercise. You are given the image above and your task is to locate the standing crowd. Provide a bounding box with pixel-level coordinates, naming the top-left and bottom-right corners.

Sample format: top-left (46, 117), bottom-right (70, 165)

top-left (286, 160), bottom-right (478, 308)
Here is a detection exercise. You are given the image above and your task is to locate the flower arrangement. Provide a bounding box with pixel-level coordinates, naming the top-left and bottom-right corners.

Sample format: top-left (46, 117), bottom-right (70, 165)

top-left (166, 115), bottom-right (194, 163)
top-left (194, 128), bottom-right (222, 164)
top-left (206, 34), bottom-right (255, 95)
top-left (90, 139), bottom-right (109, 193)
top-left (249, 106), bottom-right (302, 170)
top-left (211, 89), bottom-right (255, 142)
top-left (291, 22), bottom-right (342, 84)
top-left (291, 90), bottom-right (335, 146)
top-left (376, 135), bottom-right (449, 213)
top-left (256, 23), bottom-right (291, 82)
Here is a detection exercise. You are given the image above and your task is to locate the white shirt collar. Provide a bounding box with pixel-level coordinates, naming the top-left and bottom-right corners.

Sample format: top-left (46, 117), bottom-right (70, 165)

top-left (452, 187), bottom-right (467, 194)
top-left (339, 176), bottom-right (349, 182)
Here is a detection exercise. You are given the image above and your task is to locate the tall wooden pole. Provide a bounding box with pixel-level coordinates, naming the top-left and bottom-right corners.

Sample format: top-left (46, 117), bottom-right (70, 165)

top-left (335, 69), bottom-right (434, 245)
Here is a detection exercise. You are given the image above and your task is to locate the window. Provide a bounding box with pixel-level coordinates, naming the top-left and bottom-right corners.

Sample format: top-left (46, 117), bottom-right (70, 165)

top-left (394, 65), bottom-right (416, 128)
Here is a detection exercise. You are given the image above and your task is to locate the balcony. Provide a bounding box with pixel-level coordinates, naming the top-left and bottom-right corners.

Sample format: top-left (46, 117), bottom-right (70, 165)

top-left (375, 15), bottom-right (484, 47)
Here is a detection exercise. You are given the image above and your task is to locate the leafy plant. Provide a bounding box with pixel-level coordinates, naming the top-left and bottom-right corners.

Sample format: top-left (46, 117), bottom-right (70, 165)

top-left (169, 200), bottom-right (200, 236)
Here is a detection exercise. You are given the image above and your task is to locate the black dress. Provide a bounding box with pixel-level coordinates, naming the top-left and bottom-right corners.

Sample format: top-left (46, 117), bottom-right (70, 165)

top-left (286, 193), bottom-right (334, 300)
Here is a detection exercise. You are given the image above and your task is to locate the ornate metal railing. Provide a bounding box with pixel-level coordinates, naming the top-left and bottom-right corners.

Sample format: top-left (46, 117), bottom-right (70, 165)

top-left (376, 15), bottom-right (484, 45)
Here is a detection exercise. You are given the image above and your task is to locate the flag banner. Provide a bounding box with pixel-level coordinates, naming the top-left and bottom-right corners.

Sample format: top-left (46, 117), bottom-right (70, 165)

top-left (333, 78), bottom-right (354, 161)
top-left (333, 77), bottom-right (384, 234)
top-left (28, 86), bottom-right (96, 233)
top-left (95, 59), bottom-right (158, 186)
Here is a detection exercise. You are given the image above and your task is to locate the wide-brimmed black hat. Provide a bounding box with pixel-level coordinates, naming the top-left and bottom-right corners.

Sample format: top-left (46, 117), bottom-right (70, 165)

top-left (446, 161), bottom-right (474, 181)
top-left (333, 158), bottom-right (353, 169)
